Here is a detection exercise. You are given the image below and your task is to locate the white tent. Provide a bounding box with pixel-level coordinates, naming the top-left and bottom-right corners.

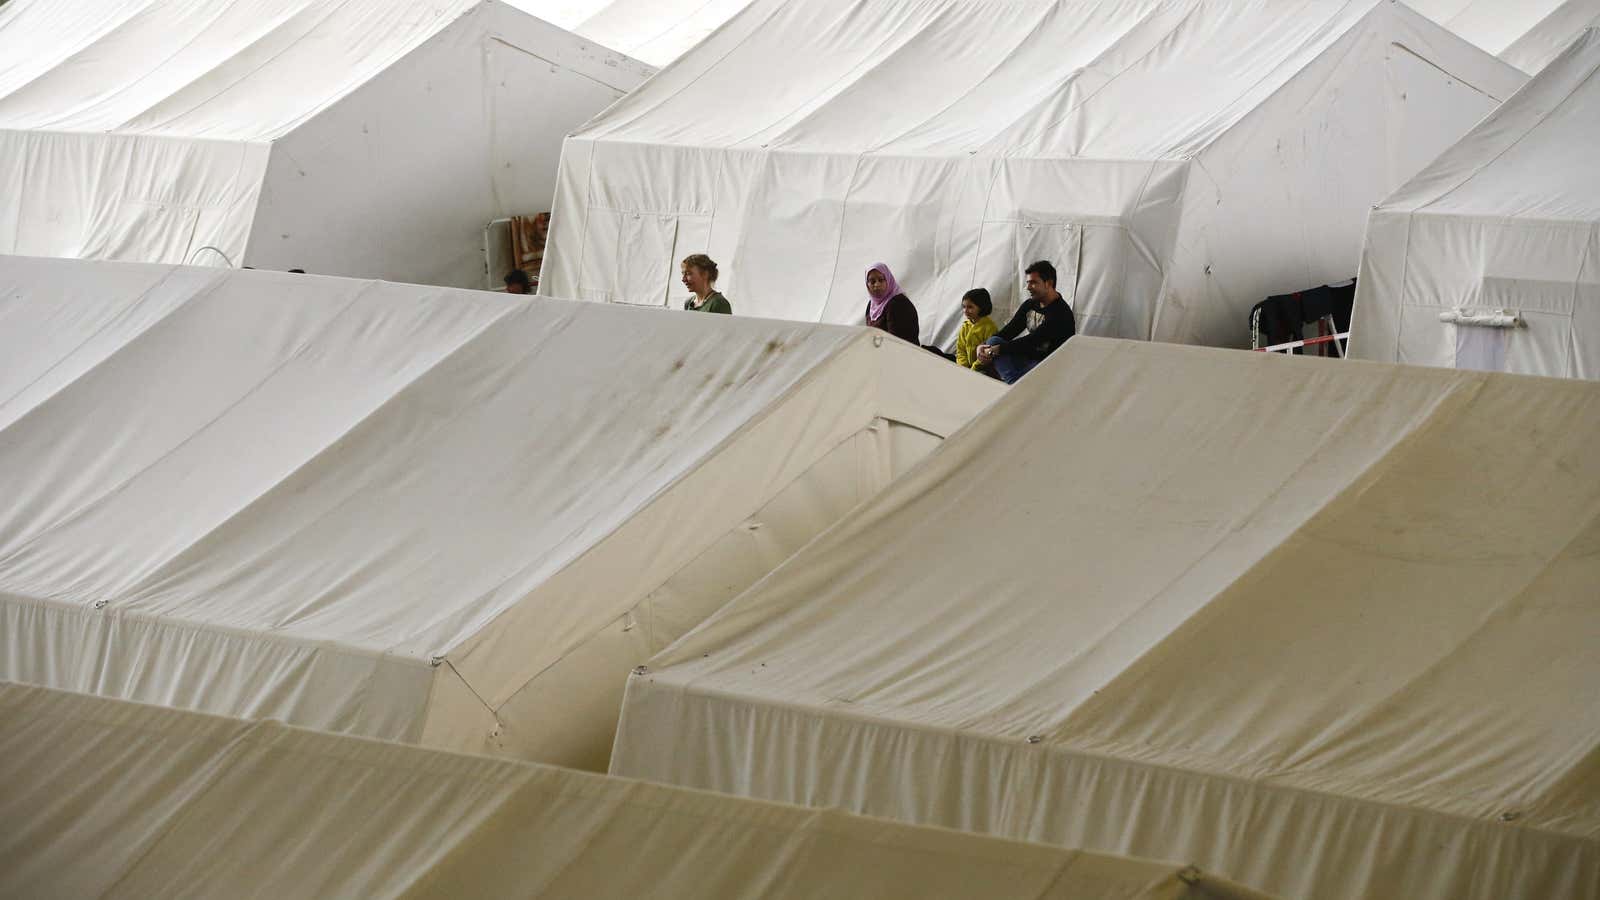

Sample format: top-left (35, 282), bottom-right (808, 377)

top-left (1410, 0), bottom-right (1600, 72)
top-left (0, 0), bottom-right (651, 288)
top-left (0, 255), bottom-right (1000, 771)
top-left (541, 0), bottom-right (1525, 349)
top-left (613, 338), bottom-right (1600, 900)
top-left (1351, 28), bottom-right (1600, 379)
top-left (506, 0), bottom-right (756, 67)
top-left (0, 683), bottom-right (1275, 900)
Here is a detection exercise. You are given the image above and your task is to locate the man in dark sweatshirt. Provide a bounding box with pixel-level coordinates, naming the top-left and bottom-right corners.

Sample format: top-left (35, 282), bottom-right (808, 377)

top-left (976, 259), bottom-right (1076, 383)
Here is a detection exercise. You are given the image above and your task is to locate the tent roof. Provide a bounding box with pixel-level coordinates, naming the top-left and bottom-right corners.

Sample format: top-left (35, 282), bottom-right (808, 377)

top-left (0, 0), bottom-right (632, 141)
top-left (617, 338), bottom-right (1600, 896)
top-left (0, 681), bottom-right (1273, 900)
top-left (1410, 0), bottom-right (1600, 71)
top-left (1379, 27), bottom-right (1600, 222)
top-left (572, 0), bottom-right (1519, 161)
top-left (0, 255), bottom-right (975, 665)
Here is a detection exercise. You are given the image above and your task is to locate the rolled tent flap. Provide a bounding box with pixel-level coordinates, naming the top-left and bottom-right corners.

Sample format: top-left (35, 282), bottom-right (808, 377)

top-left (0, 256), bottom-right (1002, 771)
top-left (613, 337), bottom-right (1600, 900)
top-left (0, 681), bottom-right (1278, 900)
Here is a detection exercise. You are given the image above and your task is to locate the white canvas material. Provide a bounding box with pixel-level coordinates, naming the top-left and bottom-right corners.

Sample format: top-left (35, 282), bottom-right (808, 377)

top-left (1410, 0), bottom-right (1600, 72)
top-left (541, 0), bottom-right (1526, 349)
top-left (1352, 27), bottom-right (1600, 380)
top-left (0, 682), bottom-right (1279, 900)
top-left (613, 338), bottom-right (1600, 900)
top-left (0, 255), bottom-right (1001, 771)
top-left (505, 0), bottom-right (757, 66)
top-left (0, 0), bottom-right (651, 288)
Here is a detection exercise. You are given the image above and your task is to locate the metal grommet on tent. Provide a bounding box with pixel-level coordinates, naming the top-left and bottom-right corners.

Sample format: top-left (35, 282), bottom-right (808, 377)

top-left (1177, 865), bottom-right (1202, 885)
top-left (632, 665), bottom-right (649, 676)
top-left (1025, 734), bottom-right (1042, 744)
top-left (1499, 811), bottom-right (1521, 823)
top-left (429, 655), bottom-right (445, 668)
top-left (92, 600), bottom-right (108, 610)
top-left (872, 335), bottom-right (884, 347)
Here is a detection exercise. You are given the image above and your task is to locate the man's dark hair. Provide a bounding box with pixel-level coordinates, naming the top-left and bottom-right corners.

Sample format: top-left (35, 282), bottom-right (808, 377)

top-left (961, 287), bottom-right (993, 316)
top-left (504, 269), bottom-right (531, 288)
top-left (1025, 260), bottom-right (1056, 285)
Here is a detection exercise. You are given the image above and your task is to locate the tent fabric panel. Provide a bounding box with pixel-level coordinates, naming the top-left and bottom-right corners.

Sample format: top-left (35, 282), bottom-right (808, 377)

top-left (441, 338), bottom-right (885, 720)
top-left (613, 338), bottom-right (1600, 900)
top-left (242, 1), bottom-right (648, 288)
top-left (0, 257), bottom-right (997, 758)
top-left (0, 0), bottom-right (481, 140)
top-left (1351, 29), bottom-right (1600, 377)
top-left (1499, 0), bottom-right (1600, 73)
top-left (1407, 0), bottom-right (1600, 72)
top-left (0, 257), bottom-right (204, 428)
top-left (484, 420), bottom-right (899, 770)
top-left (547, 146), bottom-right (1181, 343)
top-left (621, 343), bottom-right (1495, 749)
top-left (0, 259), bottom-right (867, 658)
top-left (0, 592), bottom-right (439, 743)
top-left (0, 682), bottom-right (1269, 900)
top-left (0, 128), bottom-right (269, 266)
top-left (484, 415), bottom-right (963, 771)
top-left (614, 676), bottom-right (1599, 900)
top-left (1161, 2), bottom-right (1521, 345)
top-left (505, 0), bottom-right (760, 67)
top-left (549, 0), bottom-right (1523, 346)
top-left (0, 269), bottom-right (515, 611)
top-left (1376, 27), bottom-right (1600, 220)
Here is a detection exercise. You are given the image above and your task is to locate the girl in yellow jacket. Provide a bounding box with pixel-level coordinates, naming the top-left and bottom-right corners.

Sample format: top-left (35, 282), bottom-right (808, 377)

top-left (954, 288), bottom-right (999, 371)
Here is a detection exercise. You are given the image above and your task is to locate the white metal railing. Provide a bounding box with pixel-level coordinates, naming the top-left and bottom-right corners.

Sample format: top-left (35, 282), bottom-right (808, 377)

top-left (1254, 330), bottom-right (1349, 356)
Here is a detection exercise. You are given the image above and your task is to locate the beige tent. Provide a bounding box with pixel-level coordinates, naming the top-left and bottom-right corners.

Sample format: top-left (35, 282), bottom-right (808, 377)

top-left (0, 681), bottom-right (1277, 900)
top-left (0, 255), bottom-right (1000, 771)
top-left (614, 338), bottom-right (1600, 900)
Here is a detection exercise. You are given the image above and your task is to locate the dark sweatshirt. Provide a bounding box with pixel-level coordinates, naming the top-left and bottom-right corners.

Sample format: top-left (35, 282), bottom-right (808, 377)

top-left (994, 294), bottom-right (1075, 360)
top-left (866, 293), bottom-right (920, 345)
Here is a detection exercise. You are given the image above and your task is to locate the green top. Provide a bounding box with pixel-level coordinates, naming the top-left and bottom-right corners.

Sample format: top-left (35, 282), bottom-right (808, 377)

top-left (685, 291), bottom-right (732, 314)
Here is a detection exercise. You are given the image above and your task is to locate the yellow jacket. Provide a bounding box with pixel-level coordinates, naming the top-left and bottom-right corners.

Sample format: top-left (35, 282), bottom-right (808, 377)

top-left (954, 315), bottom-right (999, 369)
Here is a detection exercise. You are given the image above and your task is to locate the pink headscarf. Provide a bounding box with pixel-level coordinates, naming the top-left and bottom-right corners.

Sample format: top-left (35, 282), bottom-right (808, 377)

top-left (866, 262), bottom-right (901, 323)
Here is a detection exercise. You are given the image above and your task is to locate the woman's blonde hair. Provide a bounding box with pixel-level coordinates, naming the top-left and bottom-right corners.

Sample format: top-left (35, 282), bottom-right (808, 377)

top-left (681, 253), bottom-right (719, 282)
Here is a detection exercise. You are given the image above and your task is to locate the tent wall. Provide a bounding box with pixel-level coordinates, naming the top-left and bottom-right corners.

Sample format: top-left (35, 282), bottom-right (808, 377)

top-left (547, 139), bottom-right (1188, 347)
top-left (0, 0), bottom-right (650, 287)
top-left (1351, 27), bottom-right (1600, 378)
top-left (613, 339), bottom-right (1600, 900)
top-left (245, 1), bottom-right (649, 286)
top-left (0, 682), bottom-right (1272, 900)
top-left (1357, 210), bottom-right (1600, 378)
top-left (1162, 2), bottom-right (1521, 345)
top-left (0, 129), bottom-right (269, 265)
top-left (1501, 0), bottom-right (1600, 72)
top-left (543, 0), bottom-right (1523, 349)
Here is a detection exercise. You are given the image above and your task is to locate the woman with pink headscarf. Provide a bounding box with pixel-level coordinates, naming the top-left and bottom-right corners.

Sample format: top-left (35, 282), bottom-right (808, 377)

top-left (864, 262), bottom-right (920, 345)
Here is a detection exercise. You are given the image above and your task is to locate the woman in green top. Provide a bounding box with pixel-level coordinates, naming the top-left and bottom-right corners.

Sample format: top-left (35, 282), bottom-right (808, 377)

top-left (681, 254), bottom-right (732, 314)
